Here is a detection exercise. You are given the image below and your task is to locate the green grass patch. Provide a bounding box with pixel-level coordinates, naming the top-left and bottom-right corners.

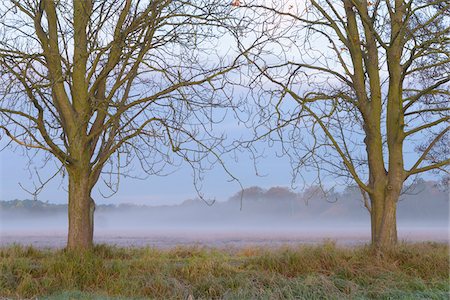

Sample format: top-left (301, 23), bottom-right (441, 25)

top-left (0, 242), bottom-right (448, 299)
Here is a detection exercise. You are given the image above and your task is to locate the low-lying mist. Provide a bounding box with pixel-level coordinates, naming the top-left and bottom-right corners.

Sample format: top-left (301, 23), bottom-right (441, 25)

top-left (1, 180), bottom-right (448, 247)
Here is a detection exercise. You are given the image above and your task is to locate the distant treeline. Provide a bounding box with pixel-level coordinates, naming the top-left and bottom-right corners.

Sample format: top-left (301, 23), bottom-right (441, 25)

top-left (0, 200), bottom-right (113, 213)
top-left (1, 179), bottom-right (448, 223)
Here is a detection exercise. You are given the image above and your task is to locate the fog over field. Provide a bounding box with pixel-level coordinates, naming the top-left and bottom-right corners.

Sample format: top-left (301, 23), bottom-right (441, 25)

top-left (1, 180), bottom-right (448, 248)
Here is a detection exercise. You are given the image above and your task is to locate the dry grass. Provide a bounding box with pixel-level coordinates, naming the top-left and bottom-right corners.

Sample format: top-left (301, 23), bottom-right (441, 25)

top-left (0, 241), bottom-right (448, 299)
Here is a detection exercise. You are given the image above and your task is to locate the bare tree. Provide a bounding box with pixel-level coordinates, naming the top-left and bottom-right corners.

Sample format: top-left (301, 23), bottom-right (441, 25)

top-left (237, 0), bottom-right (449, 250)
top-left (0, 0), bottom-right (243, 250)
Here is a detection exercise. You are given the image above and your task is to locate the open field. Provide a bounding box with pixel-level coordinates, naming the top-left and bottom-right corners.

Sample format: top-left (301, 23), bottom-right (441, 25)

top-left (1, 230), bottom-right (449, 249)
top-left (1, 224), bottom-right (448, 248)
top-left (0, 242), bottom-right (448, 299)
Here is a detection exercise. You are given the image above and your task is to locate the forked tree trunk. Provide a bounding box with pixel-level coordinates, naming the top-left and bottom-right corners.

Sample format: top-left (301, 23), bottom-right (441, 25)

top-left (67, 170), bottom-right (94, 251)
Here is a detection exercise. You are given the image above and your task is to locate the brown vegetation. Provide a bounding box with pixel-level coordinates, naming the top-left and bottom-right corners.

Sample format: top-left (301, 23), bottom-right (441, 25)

top-left (1, 242), bottom-right (448, 299)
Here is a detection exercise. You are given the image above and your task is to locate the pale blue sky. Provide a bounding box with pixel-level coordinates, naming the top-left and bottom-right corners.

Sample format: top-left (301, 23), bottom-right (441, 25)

top-left (0, 138), bottom-right (298, 206)
top-left (0, 1), bottom-right (445, 207)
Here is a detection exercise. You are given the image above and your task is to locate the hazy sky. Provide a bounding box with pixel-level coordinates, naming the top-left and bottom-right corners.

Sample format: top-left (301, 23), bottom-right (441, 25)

top-left (0, 1), bottom-right (444, 207)
top-left (0, 1), bottom-right (303, 206)
top-left (0, 138), bottom-right (301, 205)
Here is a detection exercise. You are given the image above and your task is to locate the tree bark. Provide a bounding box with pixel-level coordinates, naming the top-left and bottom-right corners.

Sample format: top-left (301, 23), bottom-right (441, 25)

top-left (67, 170), bottom-right (94, 251)
top-left (369, 187), bottom-right (400, 250)
top-left (89, 196), bottom-right (96, 244)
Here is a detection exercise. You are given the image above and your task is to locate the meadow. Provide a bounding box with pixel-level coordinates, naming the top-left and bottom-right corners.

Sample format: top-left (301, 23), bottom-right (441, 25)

top-left (0, 242), bottom-right (448, 299)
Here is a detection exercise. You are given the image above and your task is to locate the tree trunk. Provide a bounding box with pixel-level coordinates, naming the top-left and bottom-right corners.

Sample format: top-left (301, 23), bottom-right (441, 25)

top-left (89, 196), bottom-right (96, 243)
top-left (67, 170), bottom-right (94, 251)
top-left (370, 189), bottom-right (399, 250)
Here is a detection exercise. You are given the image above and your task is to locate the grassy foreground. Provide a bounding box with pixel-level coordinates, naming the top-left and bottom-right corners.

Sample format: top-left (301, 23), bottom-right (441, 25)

top-left (0, 242), bottom-right (448, 299)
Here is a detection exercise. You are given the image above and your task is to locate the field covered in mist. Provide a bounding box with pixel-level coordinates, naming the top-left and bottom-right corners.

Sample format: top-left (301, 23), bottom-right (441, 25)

top-left (1, 180), bottom-right (448, 248)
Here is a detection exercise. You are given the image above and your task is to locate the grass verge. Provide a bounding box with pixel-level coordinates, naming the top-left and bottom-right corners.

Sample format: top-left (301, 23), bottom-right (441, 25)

top-left (0, 241), bottom-right (448, 299)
